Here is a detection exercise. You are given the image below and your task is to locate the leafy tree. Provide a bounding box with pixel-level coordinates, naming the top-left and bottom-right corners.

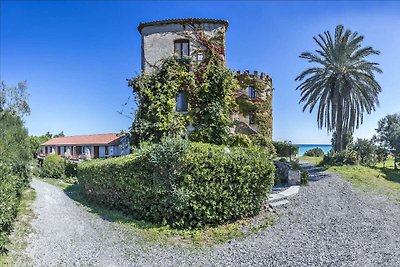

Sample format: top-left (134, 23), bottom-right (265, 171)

top-left (296, 25), bottom-right (382, 152)
top-left (375, 146), bottom-right (389, 168)
top-left (0, 81), bottom-right (30, 117)
top-left (53, 131), bottom-right (65, 138)
top-left (374, 113), bottom-right (400, 169)
top-left (352, 138), bottom-right (376, 165)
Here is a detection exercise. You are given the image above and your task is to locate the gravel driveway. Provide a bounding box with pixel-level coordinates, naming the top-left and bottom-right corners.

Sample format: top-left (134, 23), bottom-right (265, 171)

top-left (15, 169), bottom-right (400, 266)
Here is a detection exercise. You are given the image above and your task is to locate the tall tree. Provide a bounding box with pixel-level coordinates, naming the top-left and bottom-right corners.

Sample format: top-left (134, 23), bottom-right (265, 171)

top-left (0, 81), bottom-right (30, 117)
top-left (295, 25), bottom-right (382, 152)
top-left (374, 113), bottom-right (400, 169)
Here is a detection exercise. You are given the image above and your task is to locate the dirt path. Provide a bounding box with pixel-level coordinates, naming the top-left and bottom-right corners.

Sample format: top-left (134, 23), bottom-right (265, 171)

top-left (14, 173), bottom-right (400, 266)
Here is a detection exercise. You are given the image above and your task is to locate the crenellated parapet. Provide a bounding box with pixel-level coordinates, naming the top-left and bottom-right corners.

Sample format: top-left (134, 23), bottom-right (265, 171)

top-left (232, 69), bottom-right (273, 140)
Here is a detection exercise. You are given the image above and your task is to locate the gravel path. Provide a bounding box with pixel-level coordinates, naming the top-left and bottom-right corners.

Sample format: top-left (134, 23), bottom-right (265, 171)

top-left (18, 171), bottom-right (400, 266)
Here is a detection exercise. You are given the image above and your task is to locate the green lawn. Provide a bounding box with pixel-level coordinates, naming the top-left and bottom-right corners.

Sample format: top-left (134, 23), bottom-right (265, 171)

top-left (300, 156), bottom-right (400, 202)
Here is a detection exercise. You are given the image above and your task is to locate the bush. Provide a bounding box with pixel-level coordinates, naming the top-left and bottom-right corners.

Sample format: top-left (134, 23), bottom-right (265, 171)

top-left (227, 133), bottom-right (253, 147)
top-left (65, 160), bottom-right (77, 177)
top-left (0, 113), bottom-right (31, 253)
top-left (0, 164), bottom-right (21, 253)
top-left (304, 148), bottom-right (324, 157)
top-left (322, 150), bottom-right (358, 166)
top-left (78, 138), bottom-right (275, 229)
top-left (300, 170), bottom-right (309, 185)
top-left (272, 141), bottom-right (299, 157)
top-left (41, 154), bottom-right (65, 179)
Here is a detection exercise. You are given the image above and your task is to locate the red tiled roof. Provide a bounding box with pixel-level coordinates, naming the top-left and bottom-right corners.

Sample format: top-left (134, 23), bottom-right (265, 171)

top-left (42, 133), bottom-right (124, 146)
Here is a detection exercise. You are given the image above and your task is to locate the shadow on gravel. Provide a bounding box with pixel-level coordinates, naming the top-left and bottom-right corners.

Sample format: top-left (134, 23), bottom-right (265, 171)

top-left (300, 162), bottom-right (330, 182)
top-left (62, 184), bottom-right (161, 230)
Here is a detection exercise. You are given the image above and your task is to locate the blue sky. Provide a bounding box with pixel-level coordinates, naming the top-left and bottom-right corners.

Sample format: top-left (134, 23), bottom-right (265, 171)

top-left (1, 1), bottom-right (399, 144)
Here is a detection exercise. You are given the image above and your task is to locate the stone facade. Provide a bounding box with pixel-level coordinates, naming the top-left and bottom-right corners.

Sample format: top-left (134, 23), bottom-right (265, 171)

top-left (137, 18), bottom-right (273, 139)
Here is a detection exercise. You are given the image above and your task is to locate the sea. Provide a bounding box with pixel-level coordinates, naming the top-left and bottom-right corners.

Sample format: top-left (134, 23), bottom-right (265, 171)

top-left (296, 144), bottom-right (332, 156)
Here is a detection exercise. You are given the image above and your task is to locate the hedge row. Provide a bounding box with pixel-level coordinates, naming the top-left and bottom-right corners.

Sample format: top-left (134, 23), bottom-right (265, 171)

top-left (272, 141), bottom-right (299, 157)
top-left (78, 138), bottom-right (275, 229)
top-left (0, 113), bottom-right (31, 253)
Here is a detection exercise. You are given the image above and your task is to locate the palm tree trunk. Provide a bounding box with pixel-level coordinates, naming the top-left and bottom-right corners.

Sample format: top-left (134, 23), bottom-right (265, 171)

top-left (336, 99), bottom-right (344, 152)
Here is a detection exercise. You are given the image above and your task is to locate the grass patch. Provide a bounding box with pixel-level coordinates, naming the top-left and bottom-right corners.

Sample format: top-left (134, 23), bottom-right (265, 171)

top-left (301, 155), bottom-right (400, 201)
top-left (328, 165), bottom-right (400, 201)
top-left (299, 156), bottom-right (323, 166)
top-left (38, 178), bottom-right (276, 246)
top-left (1, 187), bottom-right (36, 265)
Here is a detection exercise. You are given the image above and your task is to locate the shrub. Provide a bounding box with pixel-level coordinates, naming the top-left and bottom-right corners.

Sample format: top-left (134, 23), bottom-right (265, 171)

top-left (0, 113), bottom-right (31, 253)
top-left (322, 150), bottom-right (358, 166)
top-left (65, 160), bottom-right (77, 177)
top-left (78, 138), bottom-right (275, 229)
top-left (304, 148), bottom-right (324, 157)
top-left (300, 170), bottom-right (309, 185)
top-left (227, 133), bottom-right (253, 147)
top-left (0, 164), bottom-right (21, 253)
top-left (41, 154), bottom-right (65, 179)
top-left (272, 141), bottom-right (299, 157)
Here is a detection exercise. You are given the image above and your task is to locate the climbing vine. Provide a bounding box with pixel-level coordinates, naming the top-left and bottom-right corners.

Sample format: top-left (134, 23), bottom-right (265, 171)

top-left (128, 23), bottom-right (272, 145)
top-left (128, 24), bottom-right (237, 146)
top-left (235, 72), bottom-right (273, 140)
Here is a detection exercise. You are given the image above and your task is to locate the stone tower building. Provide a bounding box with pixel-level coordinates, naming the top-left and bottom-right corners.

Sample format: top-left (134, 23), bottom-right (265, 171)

top-left (137, 18), bottom-right (273, 139)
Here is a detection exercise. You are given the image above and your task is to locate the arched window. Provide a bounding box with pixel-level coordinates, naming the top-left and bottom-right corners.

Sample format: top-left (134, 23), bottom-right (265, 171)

top-left (176, 91), bottom-right (188, 112)
top-left (174, 39), bottom-right (189, 58)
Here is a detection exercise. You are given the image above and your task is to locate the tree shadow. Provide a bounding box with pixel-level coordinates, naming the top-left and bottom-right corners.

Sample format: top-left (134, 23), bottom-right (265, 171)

top-left (300, 162), bottom-right (330, 182)
top-left (62, 183), bottom-right (162, 230)
top-left (371, 166), bottom-right (400, 184)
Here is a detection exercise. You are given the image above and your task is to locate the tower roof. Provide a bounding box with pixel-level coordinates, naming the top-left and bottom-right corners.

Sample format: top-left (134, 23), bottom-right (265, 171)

top-left (138, 18), bottom-right (229, 33)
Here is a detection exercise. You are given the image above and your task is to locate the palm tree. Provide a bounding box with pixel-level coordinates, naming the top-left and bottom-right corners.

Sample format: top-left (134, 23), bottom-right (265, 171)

top-left (296, 25), bottom-right (382, 152)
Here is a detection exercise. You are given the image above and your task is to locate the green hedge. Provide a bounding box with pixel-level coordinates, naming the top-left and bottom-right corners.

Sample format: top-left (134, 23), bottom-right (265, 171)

top-left (41, 154), bottom-right (65, 179)
top-left (0, 164), bottom-right (20, 253)
top-left (78, 138), bottom-right (275, 229)
top-left (0, 113), bottom-right (31, 254)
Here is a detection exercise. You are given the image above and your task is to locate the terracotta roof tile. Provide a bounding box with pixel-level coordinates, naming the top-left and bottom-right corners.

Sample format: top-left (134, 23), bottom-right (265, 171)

top-left (42, 133), bottom-right (123, 146)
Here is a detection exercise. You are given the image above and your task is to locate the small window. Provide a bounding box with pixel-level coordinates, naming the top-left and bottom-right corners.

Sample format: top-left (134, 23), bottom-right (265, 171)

top-left (105, 146), bottom-right (109, 156)
top-left (249, 114), bottom-right (255, 124)
top-left (249, 86), bottom-right (256, 99)
top-left (174, 40), bottom-right (189, 58)
top-left (197, 52), bottom-right (204, 63)
top-left (176, 91), bottom-right (189, 112)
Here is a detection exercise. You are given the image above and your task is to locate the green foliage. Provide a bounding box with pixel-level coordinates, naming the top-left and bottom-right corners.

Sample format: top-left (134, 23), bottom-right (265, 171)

top-left (322, 150), bottom-right (358, 166)
top-left (296, 25), bottom-right (382, 152)
top-left (28, 135), bottom-right (50, 155)
top-left (129, 53), bottom-right (238, 146)
top-left (300, 170), bottom-right (309, 185)
top-left (0, 164), bottom-right (21, 253)
top-left (374, 113), bottom-right (400, 169)
top-left (0, 81), bottom-right (30, 117)
top-left (0, 84), bottom-right (31, 254)
top-left (78, 138), bottom-right (275, 229)
top-left (304, 148), bottom-right (325, 157)
top-left (41, 154), bottom-right (65, 179)
top-left (227, 133), bottom-right (253, 147)
top-left (236, 98), bottom-right (258, 115)
top-left (352, 138), bottom-right (377, 165)
top-left (272, 141), bottom-right (299, 157)
top-left (65, 160), bottom-right (77, 177)
top-left (331, 131), bottom-right (353, 152)
top-left (189, 59), bottom-right (238, 144)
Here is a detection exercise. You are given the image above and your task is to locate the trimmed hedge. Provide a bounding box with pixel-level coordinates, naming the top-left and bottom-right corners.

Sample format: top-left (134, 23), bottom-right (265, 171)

top-left (78, 138), bottom-right (275, 229)
top-left (41, 154), bottom-right (65, 179)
